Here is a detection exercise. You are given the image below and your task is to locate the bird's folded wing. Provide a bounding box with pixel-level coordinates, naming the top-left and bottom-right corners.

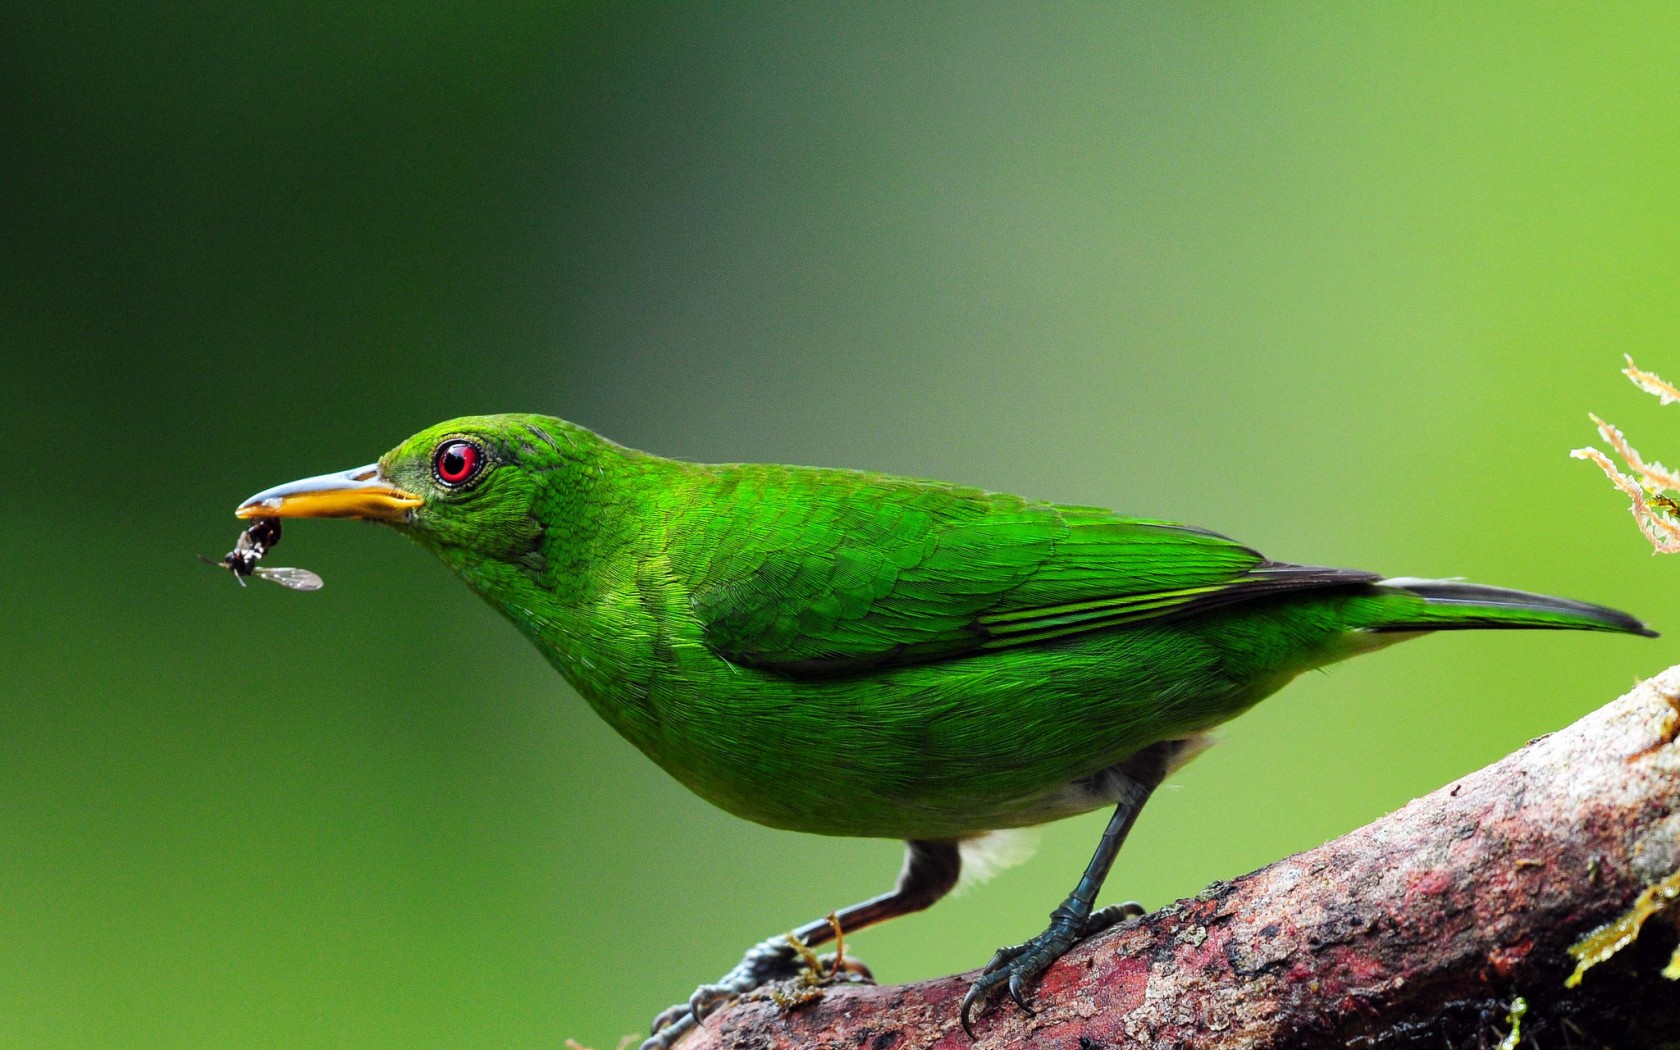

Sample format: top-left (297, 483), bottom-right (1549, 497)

top-left (680, 471), bottom-right (1375, 676)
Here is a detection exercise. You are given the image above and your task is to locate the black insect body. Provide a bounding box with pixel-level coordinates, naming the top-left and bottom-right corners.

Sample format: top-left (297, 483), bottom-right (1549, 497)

top-left (202, 517), bottom-right (323, 591)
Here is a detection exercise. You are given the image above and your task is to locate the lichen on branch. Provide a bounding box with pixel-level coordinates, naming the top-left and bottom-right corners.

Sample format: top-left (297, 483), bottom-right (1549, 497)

top-left (1573, 355), bottom-right (1680, 552)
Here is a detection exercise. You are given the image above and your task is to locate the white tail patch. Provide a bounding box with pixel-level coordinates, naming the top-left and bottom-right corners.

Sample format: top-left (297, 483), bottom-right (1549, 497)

top-left (955, 829), bottom-right (1040, 892)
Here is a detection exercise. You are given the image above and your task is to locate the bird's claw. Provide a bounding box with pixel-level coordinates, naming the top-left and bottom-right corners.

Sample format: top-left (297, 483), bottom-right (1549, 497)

top-left (959, 900), bottom-right (1145, 1038)
top-left (687, 981), bottom-right (736, 1025)
top-left (1083, 899), bottom-right (1145, 936)
top-left (640, 1010), bottom-right (695, 1050)
top-left (640, 934), bottom-right (816, 1050)
top-left (960, 935), bottom-right (1064, 1038)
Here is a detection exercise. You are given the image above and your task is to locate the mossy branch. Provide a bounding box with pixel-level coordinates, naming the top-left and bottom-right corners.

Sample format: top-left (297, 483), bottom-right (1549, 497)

top-left (677, 666), bottom-right (1680, 1050)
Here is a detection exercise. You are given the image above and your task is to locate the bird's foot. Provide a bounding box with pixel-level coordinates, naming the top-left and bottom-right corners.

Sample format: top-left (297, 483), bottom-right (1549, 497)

top-left (641, 924), bottom-right (872, 1050)
top-left (960, 899), bottom-right (1144, 1038)
top-left (642, 936), bottom-right (801, 1050)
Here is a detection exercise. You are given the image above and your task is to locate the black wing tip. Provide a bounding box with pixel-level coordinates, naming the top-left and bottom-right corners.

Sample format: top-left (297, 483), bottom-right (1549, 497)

top-left (1379, 577), bottom-right (1659, 638)
top-left (1588, 609), bottom-right (1660, 638)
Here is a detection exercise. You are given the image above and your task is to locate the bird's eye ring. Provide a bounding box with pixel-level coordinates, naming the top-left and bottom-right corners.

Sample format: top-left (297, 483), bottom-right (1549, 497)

top-left (433, 439), bottom-right (485, 488)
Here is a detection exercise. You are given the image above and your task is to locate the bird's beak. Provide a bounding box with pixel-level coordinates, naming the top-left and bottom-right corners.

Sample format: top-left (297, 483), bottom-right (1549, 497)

top-left (236, 463), bottom-right (423, 522)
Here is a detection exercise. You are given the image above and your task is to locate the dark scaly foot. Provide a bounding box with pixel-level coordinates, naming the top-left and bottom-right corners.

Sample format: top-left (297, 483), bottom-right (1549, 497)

top-left (642, 841), bottom-right (961, 1049)
top-left (642, 935), bottom-right (808, 1050)
top-left (959, 900), bottom-right (1143, 1037)
top-left (642, 925), bottom-right (875, 1049)
top-left (960, 741), bottom-right (1176, 1038)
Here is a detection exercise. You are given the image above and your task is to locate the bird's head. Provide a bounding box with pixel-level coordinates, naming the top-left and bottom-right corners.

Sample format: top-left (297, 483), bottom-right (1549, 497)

top-left (235, 414), bottom-right (587, 578)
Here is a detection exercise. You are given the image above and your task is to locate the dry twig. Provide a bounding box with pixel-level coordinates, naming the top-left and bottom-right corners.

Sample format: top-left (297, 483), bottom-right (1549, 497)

top-left (1574, 355), bottom-right (1680, 552)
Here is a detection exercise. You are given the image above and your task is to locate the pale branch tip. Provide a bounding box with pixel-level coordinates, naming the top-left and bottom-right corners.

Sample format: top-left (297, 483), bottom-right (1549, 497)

top-left (1625, 354), bottom-right (1680, 407)
top-left (1572, 444), bottom-right (1680, 553)
top-left (1578, 356), bottom-right (1680, 553)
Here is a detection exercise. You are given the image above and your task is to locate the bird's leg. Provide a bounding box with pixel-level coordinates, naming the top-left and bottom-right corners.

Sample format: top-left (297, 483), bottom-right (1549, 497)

top-left (642, 839), bottom-right (961, 1050)
top-left (960, 742), bottom-right (1174, 1037)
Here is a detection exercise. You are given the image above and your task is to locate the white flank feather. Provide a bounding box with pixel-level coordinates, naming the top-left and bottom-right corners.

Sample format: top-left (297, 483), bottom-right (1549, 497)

top-left (956, 829), bottom-right (1040, 892)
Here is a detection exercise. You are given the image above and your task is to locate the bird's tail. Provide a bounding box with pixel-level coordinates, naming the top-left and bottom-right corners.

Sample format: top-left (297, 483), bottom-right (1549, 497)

top-left (1363, 577), bottom-right (1656, 637)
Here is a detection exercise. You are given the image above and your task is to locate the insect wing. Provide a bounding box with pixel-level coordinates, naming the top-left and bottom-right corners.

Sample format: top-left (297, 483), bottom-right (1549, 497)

top-left (252, 566), bottom-right (324, 592)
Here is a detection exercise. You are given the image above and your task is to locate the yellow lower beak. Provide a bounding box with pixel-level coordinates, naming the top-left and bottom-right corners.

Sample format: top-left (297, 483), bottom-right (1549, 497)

top-left (236, 463), bottom-right (423, 522)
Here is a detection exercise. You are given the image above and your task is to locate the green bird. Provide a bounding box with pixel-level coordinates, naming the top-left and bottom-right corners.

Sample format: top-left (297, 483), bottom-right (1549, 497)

top-left (237, 414), bottom-right (1653, 1045)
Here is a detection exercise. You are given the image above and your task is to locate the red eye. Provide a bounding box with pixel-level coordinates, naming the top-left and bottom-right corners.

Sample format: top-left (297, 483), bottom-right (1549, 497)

top-left (433, 440), bottom-right (482, 487)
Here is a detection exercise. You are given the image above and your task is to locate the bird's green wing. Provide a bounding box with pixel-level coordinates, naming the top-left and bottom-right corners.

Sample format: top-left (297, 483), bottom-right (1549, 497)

top-left (680, 466), bottom-right (1375, 675)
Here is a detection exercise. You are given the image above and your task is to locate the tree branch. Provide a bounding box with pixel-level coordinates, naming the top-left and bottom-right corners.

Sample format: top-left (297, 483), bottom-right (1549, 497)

top-left (680, 665), bottom-right (1680, 1050)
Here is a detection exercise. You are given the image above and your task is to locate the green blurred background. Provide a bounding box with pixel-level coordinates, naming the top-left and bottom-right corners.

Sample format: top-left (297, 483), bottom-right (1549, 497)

top-left (5, 4), bottom-right (1679, 1047)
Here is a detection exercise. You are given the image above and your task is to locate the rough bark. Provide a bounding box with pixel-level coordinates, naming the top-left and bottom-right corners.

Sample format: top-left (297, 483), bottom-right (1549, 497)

top-left (680, 665), bottom-right (1680, 1050)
